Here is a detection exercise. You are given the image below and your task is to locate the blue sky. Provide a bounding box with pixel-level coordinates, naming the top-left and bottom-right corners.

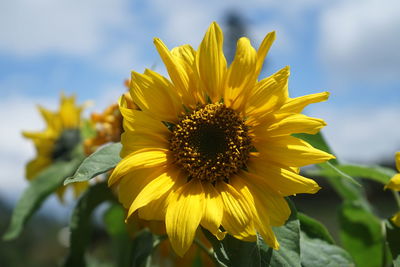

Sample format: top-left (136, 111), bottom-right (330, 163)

top-left (1, 0), bottom-right (400, 201)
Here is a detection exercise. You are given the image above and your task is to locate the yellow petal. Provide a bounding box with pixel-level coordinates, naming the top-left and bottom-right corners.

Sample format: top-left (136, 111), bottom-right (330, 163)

top-left (59, 94), bottom-right (82, 128)
top-left (201, 182), bottom-right (225, 240)
top-left (116, 167), bottom-right (164, 209)
top-left (391, 212), bottom-right (400, 227)
top-left (130, 70), bottom-right (181, 122)
top-left (171, 44), bottom-right (201, 107)
top-left (396, 152), bottom-right (400, 172)
top-left (25, 157), bottom-right (52, 180)
top-left (266, 113), bottom-right (327, 136)
top-left (108, 148), bottom-right (169, 186)
top-left (236, 173), bottom-right (290, 227)
top-left (230, 175), bottom-right (280, 249)
top-left (216, 181), bottom-right (257, 241)
top-left (385, 174), bottom-right (400, 191)
top-left (128, 166), bottom-right (184, 218)
top-left (153, 38), bottom-right (191, 103)
top-left (278, 92), bottom-right (330, 114)
top-left (120, 131), bottom-right (169, 158)
top-left (72, 181), bottom-right (88, 198)
top-left (254, 135), bottom-right (335, 167)
top-left (248, 159), bottom-right (320, 196)
top-left (138, 194), bottom-right (170, 221)
top-left (166, 179), bottom-right (205, 257)
top-left (119, 97), bottom-right (169, 135)
top-left (196, 22), bottom-right (227, 102)
top-left (246, 66), bottom-right (290, 117)
top-left (224, 37), bottom-right (257, 110)
top-left (255, 31), bottom-right (276, 78)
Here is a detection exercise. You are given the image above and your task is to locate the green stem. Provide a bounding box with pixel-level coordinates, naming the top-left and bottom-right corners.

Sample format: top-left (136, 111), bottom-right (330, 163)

top-left (391, 190), bottom-right (400, 210)
top-left (193, 238), bottom-right (219, 266)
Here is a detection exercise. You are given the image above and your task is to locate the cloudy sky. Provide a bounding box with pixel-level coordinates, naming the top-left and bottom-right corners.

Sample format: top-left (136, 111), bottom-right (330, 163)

top-left (1, 0), bottom-right (399, 203)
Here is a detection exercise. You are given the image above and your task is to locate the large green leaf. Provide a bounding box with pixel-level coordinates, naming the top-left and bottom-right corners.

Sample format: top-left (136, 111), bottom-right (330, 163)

top-left (386, 220), bottom-right (400, 260)
top-left (63, 182), bottom-right (114, 267)
top-left (130, 229), bottom-right (159, 267)
top-left (203, 199), bottom-right (301, 267)
top-left (3, 157), bottom-right (83, 241)
top-left (267, 204), bottom-right (301, 267)
top-left (202, 228), bottom-right (262, 267)
top-left (298, 212), bottom-right (335, 244)
top-left (339, 201), bottom-right (385, 267)
top-left (312, 164), bottom-right (395, 185)
top-left (64, 143), bottom-right (122, 185)
top-left (300, 232), bottom-right (353, 266)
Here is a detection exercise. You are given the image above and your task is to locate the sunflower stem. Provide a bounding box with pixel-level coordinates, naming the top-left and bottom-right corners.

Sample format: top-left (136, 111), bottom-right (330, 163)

top-left (193, 238), bottom-right (219, 266)
top-left (391, 190), bottom-right (400, 210)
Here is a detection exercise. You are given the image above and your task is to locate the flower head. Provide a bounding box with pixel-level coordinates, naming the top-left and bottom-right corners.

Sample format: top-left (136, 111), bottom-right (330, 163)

top-left (109, 22), bottom-right (334, 256)
top-left (385, 152), bottom-right (400, 226)
top-left (385, 152), bottom-right (400, 191)
top-left (23, 94), bottom-right (87, 200)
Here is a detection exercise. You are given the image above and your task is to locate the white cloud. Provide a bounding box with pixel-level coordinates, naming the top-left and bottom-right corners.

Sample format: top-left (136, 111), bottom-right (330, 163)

top-left (0, 95), bottom-right (56, 200)
top-left (0, 0), bottom-right (132, 57)
top-left (308, 105), bottom-right (400, 164)
top-left (318, 0), bottom-right (400, 85)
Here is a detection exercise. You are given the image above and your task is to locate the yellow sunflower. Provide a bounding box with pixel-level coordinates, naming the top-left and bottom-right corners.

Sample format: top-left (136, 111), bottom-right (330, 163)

top-left (23, 94), bottom-right (88, 201)
top-left (385, 152), bottom-right (400, 226)
top-left (109, 22), bottom-right (335, 256)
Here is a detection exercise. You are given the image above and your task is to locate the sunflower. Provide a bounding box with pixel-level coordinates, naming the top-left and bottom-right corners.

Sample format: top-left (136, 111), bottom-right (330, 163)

top-left (23, 94), bottom-right (87, 200)
top-left (109, 22), bottom-right (335, 256)
top-left (385, 152), bottom-right (400, 226)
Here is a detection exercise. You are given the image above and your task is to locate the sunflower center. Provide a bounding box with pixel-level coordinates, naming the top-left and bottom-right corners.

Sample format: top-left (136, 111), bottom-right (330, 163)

top-left (170, 103), bottom-right (252, 182)
top-left (52, 129), bottom-right (81, 161)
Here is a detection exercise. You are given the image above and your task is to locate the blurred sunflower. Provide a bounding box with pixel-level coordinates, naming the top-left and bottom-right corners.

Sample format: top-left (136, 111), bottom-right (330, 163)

top-left (23, 94), bottom-right (87, 201)
top-left (109, 22), bottom-right (335, 256)
top-left (385, 152), bottom-right (400, 226)
top-left (84, 91), bottom-right (136, 155)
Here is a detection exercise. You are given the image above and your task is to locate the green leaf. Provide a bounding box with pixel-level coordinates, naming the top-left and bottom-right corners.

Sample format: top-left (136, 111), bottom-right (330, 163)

top-left (339, 201), bottom-right (385, 267)
top-left (3, 157), bottom-right (83, 241)
top-left (319, 162), bottom-right (361, 187)
top-left (386, 220), bottom-right (400, 259)
top-left (298, 212), bottom-right (335, 244)
top-left (300, 232), bottom-right (353, 266)
top-left (201, 228), bottom-right (262, 267)
top-left (267, 200), bottom-right (301, 267)
top-left (64, 143), bottom-right (122, 185)
top-left (63, 182), bottom-right (114, 267)
top-left (308, 164), bottom-right (395, 186)
top-left (131, 229), bottom-right (158, 267)
top-left (203, 199), bottom-right (301, 267)
top-left (103, 204), bottom-right (134, 267)
top-left (333, 164), bottom-right (394, 185)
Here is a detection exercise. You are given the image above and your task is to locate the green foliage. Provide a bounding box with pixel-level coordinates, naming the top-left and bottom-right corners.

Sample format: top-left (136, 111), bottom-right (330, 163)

top-left (64, 182), bottom-right (114, 267)
top-left (300, 232), bottom-right (353, 266)
top-left (64, 143), bottom-right (122, 185)
top-left (386, 220), bottom-right (400, 260)
top-left (3, 156), bottom-right (83, 241)
top-left (298, 213), bottom-right (335, 244)
top-left (103, 204), bottom-right (135, 267)
top-left (203, 200), bottom-right (353, 267)
top-left (339, 201), bottom-right (385, 267)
